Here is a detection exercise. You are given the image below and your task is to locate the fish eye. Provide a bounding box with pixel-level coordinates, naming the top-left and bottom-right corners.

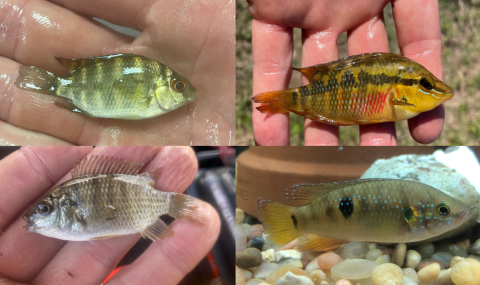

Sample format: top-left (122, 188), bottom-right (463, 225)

top-left (420, 78), bottom-right (433, 90)
top-left (36, 201), bottom-right (53, 216)
top-left (436, 202), bottom-right (450, 216)
top-left (172, 80), bottom-right (186, 92)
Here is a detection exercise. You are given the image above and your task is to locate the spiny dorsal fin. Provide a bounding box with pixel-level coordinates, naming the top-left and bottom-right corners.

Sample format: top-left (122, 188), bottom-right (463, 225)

top-left (141, 219), bottom-right (175, 241)
top-left (284, 179), bottom-right (392, 206)
top-left (55, 54), bottom-right (144, 74)
top-left (71, 155), bottom-right (144, 178)
top-left (296, 234), bottom-right (347, 252)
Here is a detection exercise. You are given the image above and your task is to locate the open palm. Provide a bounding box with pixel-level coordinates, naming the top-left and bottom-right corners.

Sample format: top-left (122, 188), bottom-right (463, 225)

top-left (250, 0), bottom-right (444, 146)
top-left (0, 0), bottom-right (234, 145)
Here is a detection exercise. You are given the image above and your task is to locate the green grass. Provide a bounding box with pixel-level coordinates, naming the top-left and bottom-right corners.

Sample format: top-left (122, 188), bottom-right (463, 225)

top-left (236, 0), bottom-right (480, 145)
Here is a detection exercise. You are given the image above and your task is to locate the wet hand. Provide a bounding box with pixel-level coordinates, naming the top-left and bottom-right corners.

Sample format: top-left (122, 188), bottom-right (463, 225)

top-left (0, 146), bottom-right (220, 284)
top-left (0, 0), bottom-right (234, 145)
top-left (249, 0), bottom-right (444, 146)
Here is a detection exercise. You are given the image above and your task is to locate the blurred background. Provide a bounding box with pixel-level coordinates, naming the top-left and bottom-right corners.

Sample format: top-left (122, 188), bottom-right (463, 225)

top-left (0, 147), bottom-right (235, 285)
top-left (236, 0), bottom-right (480, 146)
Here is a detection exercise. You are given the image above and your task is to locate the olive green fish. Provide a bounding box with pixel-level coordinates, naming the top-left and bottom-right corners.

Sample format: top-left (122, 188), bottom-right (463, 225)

top-left (258, 179), bottom-right (471, 251)
top-left (24, 156), bottom-right (205, 241)
top-left (14, 54), bottom-right (196, 120)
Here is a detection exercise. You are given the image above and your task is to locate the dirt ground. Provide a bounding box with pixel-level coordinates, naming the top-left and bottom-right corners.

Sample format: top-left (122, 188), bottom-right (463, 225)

top-left (236, 0), bottom-right (480, 146)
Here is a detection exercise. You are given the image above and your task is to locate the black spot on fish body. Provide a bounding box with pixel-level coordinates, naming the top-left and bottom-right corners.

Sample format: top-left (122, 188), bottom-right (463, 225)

top-left (404, 207), bottom-right (414, 222)
top-left (339, 197), bottom-right (354, 219)
top-left (292, 92), bottom-right (298, 103)
top-left (291, 215), bottom-right (297, 228)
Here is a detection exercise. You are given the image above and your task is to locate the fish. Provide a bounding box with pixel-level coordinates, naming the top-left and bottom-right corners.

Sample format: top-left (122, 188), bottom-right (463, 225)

top-left (257, 179), bottom-right (471, 251)
top-left (252, 53), bottom-right (453, 125)
top-left (23, 155), bottom-right (205, 241)
top-left (14, 54), bottom-right (196, 120)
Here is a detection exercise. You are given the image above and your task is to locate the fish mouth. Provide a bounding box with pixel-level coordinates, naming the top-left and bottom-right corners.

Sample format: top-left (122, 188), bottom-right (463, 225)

top-left (458, 208), bottom-right (472, 221)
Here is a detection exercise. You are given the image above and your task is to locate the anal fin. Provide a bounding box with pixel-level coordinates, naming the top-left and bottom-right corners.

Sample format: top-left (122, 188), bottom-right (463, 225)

top-left (142, 219), bottom-right (175, 241)
top-left (296, 234), bottom-right (347, 252)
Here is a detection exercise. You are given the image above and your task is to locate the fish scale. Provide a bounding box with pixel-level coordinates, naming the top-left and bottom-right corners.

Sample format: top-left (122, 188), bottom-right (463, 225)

top-left (258, 179), bottom-right (471, 252)
top-left (253, 52), bottom-right (453, 125)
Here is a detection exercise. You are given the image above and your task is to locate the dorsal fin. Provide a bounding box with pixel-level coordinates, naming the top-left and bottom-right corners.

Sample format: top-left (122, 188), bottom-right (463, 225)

top-left (71, 155), bottom-right (144, 178)
top-left (55, 54), bottom-right (143, 74)
top-left (284, 179), bottom-right (392, 206)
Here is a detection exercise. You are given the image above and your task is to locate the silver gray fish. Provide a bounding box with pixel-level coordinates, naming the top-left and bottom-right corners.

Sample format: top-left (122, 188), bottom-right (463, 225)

top-left (24, 156), bottom-right (205, 241)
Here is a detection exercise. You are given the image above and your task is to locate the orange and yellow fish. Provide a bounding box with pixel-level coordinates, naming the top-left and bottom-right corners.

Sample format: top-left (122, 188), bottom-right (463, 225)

top-left (253, 53), bottom-right (453, 125)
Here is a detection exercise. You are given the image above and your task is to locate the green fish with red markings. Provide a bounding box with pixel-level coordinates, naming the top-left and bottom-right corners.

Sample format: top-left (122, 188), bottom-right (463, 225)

top-left (15, 54), bottom-right (196, 120)
top-left (253, 53), bottom-right (453, 125)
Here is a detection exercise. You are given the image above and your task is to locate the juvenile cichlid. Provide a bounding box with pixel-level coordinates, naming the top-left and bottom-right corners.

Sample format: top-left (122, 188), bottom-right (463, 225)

top-left (253, 53), bottom-right (453, 125)
top-left (15, 54), bottom-right (196, 120)
top-left (24, 156), bottom-right (205, 241)
top-left (258, 179), bottom-right (471, 251)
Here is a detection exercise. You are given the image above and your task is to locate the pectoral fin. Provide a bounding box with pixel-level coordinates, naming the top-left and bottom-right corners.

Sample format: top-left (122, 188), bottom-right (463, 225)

top-left (296, 234), bottom-right (347, 252)
top-left (392, 99), bottom-right (416, 107)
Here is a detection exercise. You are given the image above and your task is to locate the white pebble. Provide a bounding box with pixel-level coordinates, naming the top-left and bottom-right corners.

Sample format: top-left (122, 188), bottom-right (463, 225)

top-left (433, 268), bottom-right (454, 285)
top-left (305, 258), bottom-right (320, 274)
top-left (403, 268), bottom-right (419, 283)
top-left (366, 249), bottom-right (383, 261)
top-left (405, 250), bottom-right (421, 269)
top-left (331, 259), bottom-right (378, 280)
top-left (253, 263), bottom-right (279, 280)
top-left (402, 276), bottom-right (417, 285)
top-left (276, 250), bottom-right (303, 262)
top-left (278, 259), bottom-right (303, 268)
top-left (262, 249), bottom-right (276, 263)
top-left (242, 269), bottom-right (253, 281)
top-left (310, 269), bottom-right (327, 284)
top-left (334, 280), bottom-right (353, 285)
top-left (277, 271), bottom-right (314, 285)
top-left (418, 263), bottom-right (440, 283)
top-left (375, 254), bottom-right (390, 265)
top-left (371, 263), bottom-right (403, 285)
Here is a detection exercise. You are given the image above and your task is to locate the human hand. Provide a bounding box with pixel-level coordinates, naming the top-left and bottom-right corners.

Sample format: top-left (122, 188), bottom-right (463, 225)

top-left (0, 146), bottom-right (220, 284)
top-left (0, 0), bottom-right (234, 145)
top-left (249, 0), bottom-right (444, 146)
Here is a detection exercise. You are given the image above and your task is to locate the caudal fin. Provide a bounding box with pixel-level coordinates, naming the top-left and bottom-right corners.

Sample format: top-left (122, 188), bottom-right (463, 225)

top-left (252, 88), bottom-right (301, 114)
top-left (257, 199), bottom-right (300, 247)
top-left (14, 66), bottom-right (56, 96)
top-left (169, 193), bottom-right (206, 225)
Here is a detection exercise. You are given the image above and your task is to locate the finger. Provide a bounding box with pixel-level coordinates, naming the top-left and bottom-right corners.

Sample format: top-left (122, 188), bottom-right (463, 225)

top-left (0, 0), bottom-right (133, 74)
top-left (0, 121), bottom-right (73, 146)
top-left (107, 203), bottom-right (220, 285)
top-left (392, 0), bottom-right (444, 144)
top-left (346, 13), bottom-right (397, 146)
top-left (48, 0), bottom-right (154, 31)
top-left (251, 20), bottom-right (292, 146)
top-left (301, 29), bottom-right (340, 145)
top-left (0, 146), bottom-right (92, 282)
top-left (30, 147), bottom-right (197, 285)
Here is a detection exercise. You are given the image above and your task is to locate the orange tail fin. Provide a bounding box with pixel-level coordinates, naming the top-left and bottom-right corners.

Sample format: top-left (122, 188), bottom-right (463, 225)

top-left (253, 88), bottom-right (300, 114)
